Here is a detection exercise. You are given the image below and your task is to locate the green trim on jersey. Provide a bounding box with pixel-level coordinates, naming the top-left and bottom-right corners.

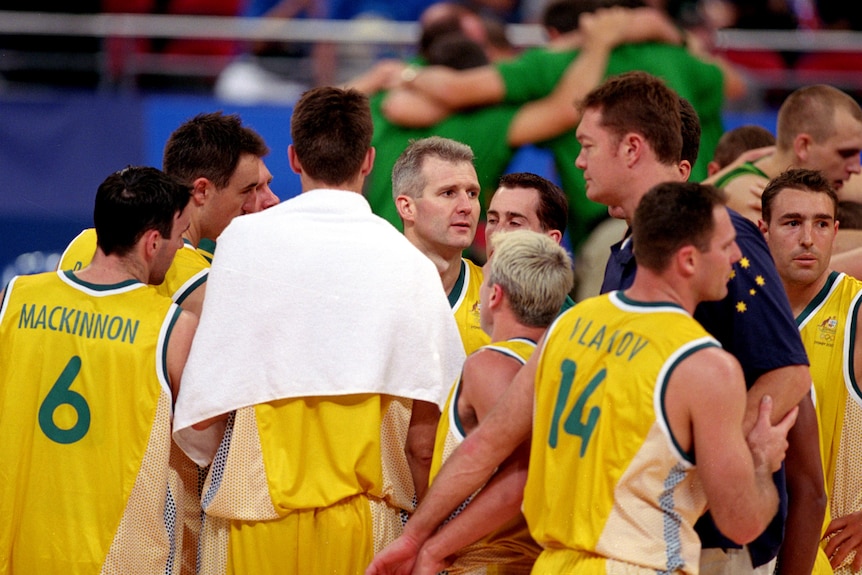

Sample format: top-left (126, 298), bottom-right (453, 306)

top-left (161, 305), bottom-right (182, 385)
top-left (616, 291), bottom-right (686, 312)
top-left (796, 270), bottom-right (841, 327)
top-left (658, 340), bottom-right (720, 464)
top-left (62, 270), bottom-right (141, 291)
top-left (197, 238), bottom-right (217, 263)
top-left (448, 260), bottom-right (467, 308)
top-left (848, 291), bottom-right (862, 400)
top-left (712, 161), bottom-right (769, 190)
top-left (174, 274), bottom-right (208, 305)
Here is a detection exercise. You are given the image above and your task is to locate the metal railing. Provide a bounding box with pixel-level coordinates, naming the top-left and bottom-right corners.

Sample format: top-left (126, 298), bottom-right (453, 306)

top-left (2, 10), bottom-right (862, 94)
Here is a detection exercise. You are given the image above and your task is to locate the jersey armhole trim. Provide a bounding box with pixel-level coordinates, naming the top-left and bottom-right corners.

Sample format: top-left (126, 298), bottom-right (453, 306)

top-left (655, 337), bottom-right (721, 467)
top-left (844, 289), bottom-right (862, 408)
top-left (158, 304), bottom-right (183, 410)
top-left (173, 270), bottom-right (208, 305)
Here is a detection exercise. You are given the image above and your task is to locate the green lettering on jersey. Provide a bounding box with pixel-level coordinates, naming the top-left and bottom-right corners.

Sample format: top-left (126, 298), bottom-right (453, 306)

top-left (38, 356), bottom-right (91, 444)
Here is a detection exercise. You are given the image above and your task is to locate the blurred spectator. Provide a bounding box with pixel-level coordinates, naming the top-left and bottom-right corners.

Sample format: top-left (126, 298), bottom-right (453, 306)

top-left (815, 0), bottom-right (862, 30)
top-left (464, 0), bottom-right (523, 22)
top-left (542, 0), bottom-right (595, 35)
top-left (707, 124), bottom-right (776, 177)
top-left (693, 0), bottom-right (798, 30)
top-left (103, 0), bottom-right (242, 90)
top-left (480, 14), bottom-right (521, 59)
top-left (426, 31), bottom-right (492, 68)
top-left (419, 2), bottom-right (519, 62)
top-left (838, 200), bottom-right (862, 228)
top-left (0, 0), bottom-right (102, 88)
top-left (834, 199), bottom-right (862, 254)
top-left (216, 0), bottom-right (337, 102)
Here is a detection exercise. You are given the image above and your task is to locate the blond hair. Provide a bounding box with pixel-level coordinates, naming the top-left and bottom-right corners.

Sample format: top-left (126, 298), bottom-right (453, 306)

top-left (487, 230), bottom-right (574, 327)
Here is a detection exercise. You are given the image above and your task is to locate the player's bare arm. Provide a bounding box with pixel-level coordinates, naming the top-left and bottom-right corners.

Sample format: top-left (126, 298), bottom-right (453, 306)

top-left (667, 347), bottom-right (795, 543)
top-left (366, 341), bottom-right (540, 575)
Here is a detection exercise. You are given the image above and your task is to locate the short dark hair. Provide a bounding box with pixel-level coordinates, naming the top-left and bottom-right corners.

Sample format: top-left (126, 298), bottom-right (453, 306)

top-left (94, 166), bottom-right (191, 257)
top-left (291, 87), bottom-right (373, 186)
top-left (633, 182), bottom-right (727, 272)
top-left (541, 0), bottom-right (602, 33)
top-left (581, 71), bottom-right (682, 166)
top-left (761, 168), bottom-right (838, 224)
top-left (419, 13), bottom-right (465, 61)
top-left (777, 85), bottom-right (862, 151)
top-left (712, 125), bottom-right (775, 170)
top-left (497, 172), bottom-right (569, 233)
top-left (838, 201), bottom-right (862, 230)
top-left (426, 31), bottom-right (489, 69)
top-left (679, 96), bottom-right (701, 167)
top-left (162, 111), bottom-right (269, 189)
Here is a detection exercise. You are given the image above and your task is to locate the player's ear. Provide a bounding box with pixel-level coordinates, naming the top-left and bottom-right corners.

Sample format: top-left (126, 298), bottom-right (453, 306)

top-left (794, 133), bottom-right (812, 162)
top-left (191, 177), bottom-right (210, 206)
top-left (676, 244), bottom-right (697, 276)
top-left (621, 132), bottom-right (644, 168)
top-left (359, 147), bottom-right (376, 177)
top-left (287, 145), bottom-right (302, 175)
top-left (488, 283), bottom-right (504, 309)
top-left (140, 228), bottom-right (161, 261)
top-left (679, 160), bottom-right (692, 181)
top-left (396, 195), bottom-right (415, 221)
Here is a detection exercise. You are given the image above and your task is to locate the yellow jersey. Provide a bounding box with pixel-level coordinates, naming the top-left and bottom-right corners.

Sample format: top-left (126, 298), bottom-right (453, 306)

top-left (450, 258), bottom-right (491, 356)
top-left (58, 228), bottom-right (210, 575)
top-left (59, 228), bottom-right (209, 305)
top-left (0, 270), bottom-right (182, 574)
top-left (429, 338), bottom-right (540, 575)
top-left (798, 271), bottom-right (862, 575)
top-left (57, 227), bottom-right (98, 271)
top-left (525, 292), bottom-right (718, 575)
top-left (196, 394), bottom-right (417, 574)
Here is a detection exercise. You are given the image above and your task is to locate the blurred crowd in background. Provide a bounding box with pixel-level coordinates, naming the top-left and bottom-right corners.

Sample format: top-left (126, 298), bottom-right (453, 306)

top-left (2, 0), bottom-right (861, 108)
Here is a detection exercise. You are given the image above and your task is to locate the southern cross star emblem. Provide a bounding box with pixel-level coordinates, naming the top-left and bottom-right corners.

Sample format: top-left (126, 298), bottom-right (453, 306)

top-left (731, 256), bottom-right (765, 314)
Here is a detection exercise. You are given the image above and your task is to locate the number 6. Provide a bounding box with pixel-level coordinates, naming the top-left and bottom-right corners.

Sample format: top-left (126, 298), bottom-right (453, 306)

top-left (39, 356), bottom-right (91, 444)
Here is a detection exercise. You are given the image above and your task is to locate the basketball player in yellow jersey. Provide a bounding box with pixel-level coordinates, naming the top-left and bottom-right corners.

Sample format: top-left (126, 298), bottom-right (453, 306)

top-left (57, 112), bottom-right (278, 319)
top-left (759, 169), bottom-right (862, 575)
top-left (54, 114), bottom-right (277, 575)
top-left (394, 136), bottom-right (489, 357)
top-left (172, 88), bottom-right (465, 575)
top-left (368, 182), bottom-right (798, 575)
top-left (0, 167), bottom-right (198, 574)
top-left (423, 230), bottom-right (573, 575)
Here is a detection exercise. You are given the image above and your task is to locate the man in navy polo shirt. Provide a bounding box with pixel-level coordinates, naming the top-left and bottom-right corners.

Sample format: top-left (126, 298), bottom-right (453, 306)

top-left (582, 71), bottom-right (821, 575)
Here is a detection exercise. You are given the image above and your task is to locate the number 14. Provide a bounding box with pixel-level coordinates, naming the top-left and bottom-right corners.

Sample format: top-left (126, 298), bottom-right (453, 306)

top-left (548, 359), bottom-right (605, 456)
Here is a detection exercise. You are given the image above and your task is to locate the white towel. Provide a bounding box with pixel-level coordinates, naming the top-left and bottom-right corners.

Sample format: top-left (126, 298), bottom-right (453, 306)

top-left (173, 189), bottom-right (466, 465)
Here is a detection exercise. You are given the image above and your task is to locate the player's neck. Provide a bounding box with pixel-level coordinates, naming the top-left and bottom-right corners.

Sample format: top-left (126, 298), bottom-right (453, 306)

top-left (439, 253), bottom-right (465, 296)
top-left (183, 220), bottom-right (202, 249)
top-left (404, 230), bottom-right (464, 295)
top-left (755, 152), bottom-right (787, 179)
top-left (301, 175), bottom-right (364, 195)
top-left (626, 273), bottom-right (693, 314)
top-left (74, 250), bottom-right (147, 285)
top-left (625, 165), bottom-right (683, 225)
top-left (490, 318), bottom-right (545, 344)
top-left (784, 271), bottom-right (833, 317)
